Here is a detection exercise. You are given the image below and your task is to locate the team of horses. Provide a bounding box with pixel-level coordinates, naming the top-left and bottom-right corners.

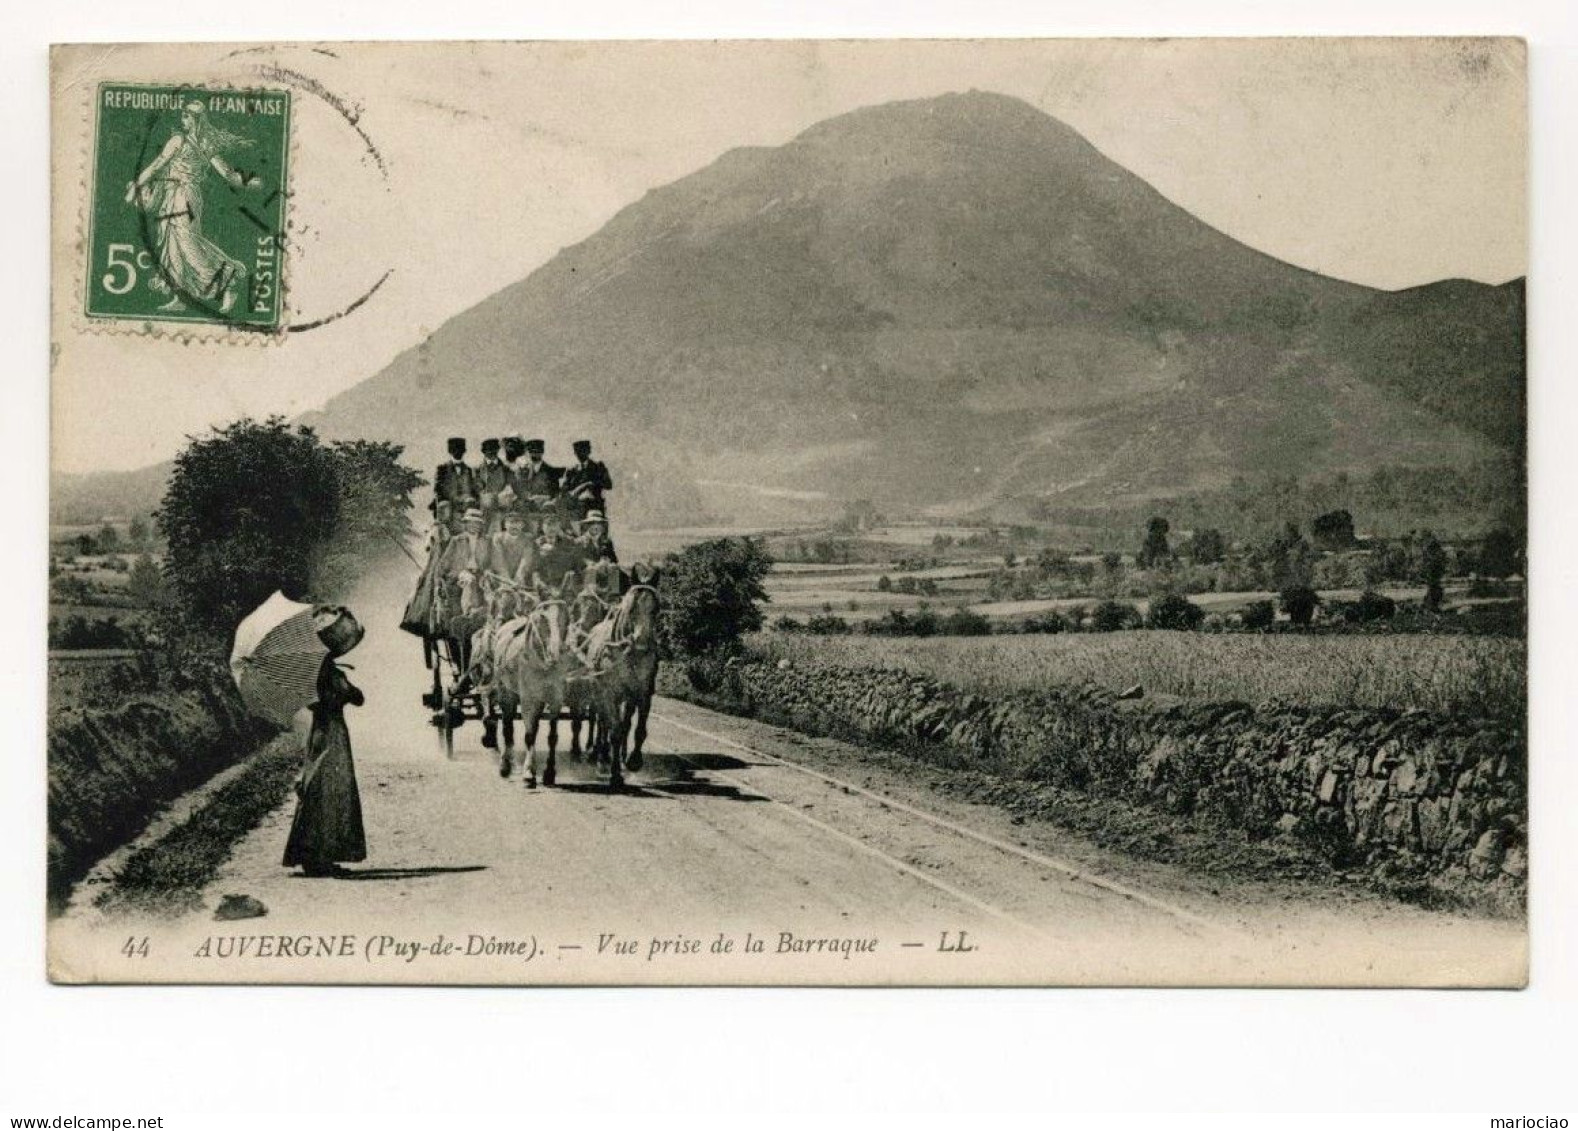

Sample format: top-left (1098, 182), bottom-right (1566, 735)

top-left (439, 571), bottom-right (662, 789)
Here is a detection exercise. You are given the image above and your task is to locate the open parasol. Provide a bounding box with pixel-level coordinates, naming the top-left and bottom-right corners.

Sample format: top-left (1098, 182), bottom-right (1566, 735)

top-left (230, 591), bottom-right (329, 726)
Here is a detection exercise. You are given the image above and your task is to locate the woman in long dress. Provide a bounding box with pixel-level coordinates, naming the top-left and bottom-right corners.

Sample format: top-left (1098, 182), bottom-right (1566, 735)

top-left (283, 656), bottom-right (368, 877)
top-left (124, 101), bottom-right (256, 314)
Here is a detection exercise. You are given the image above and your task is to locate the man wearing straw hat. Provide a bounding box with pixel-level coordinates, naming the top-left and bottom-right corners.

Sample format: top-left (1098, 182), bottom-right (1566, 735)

top-left (439, 506), bottom-right (490, 614)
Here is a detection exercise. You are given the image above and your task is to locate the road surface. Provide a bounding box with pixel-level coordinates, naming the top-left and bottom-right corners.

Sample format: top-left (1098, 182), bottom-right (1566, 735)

top-left (51, 561), bottom-right (1525, 986)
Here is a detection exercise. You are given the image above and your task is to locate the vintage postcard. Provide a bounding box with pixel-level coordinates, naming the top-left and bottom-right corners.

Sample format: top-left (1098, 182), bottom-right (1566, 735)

top-left (47, 38), bottom-right (1527, 986)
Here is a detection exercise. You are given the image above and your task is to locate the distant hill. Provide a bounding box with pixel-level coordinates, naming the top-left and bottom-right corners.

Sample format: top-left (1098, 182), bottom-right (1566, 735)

top-left (60, 91), bottom-right (1525, 530)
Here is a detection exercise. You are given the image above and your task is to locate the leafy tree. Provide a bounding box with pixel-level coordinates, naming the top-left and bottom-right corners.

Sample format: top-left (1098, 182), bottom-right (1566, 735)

top-left (1280, 586), bottom-right (1319, 627)
top-left (659, 536), bottom-right (773, 657)
top-left (127, 517), bottom-right (151, 546)
top-left (1091, 600), bottom-right (1142, 632)
top-left (155, 418), bottom-right (423, 641)
top-left (312, 439), bottom-right (426, 597)
top-left (1146, 593), bottom-right (1205, 631)
top-left (876, 575), bottom-right (892, 592)
top-left (1343, 591), bottom-right (1397, 624)
top-left (1311, 509), bottom-right (1358, 552)
top-left (1241, 599), bottom-right (1276, 631)
top-left (1138, 517), bottom-right (1172, 569)
top-left (1187, 527), bottom-right (1227, 565)
top-left (97, 524), bottom-right (121, 554)
top-left (1035, 547), bottom-right (1072, 578)
top-left (157, 419), bottom-right (341, 635)
top-left (125, 554), bottom-right (168, 609)
top-left (1478, 527), bottom-right (1520, 579)
top-left (1419, 531), bottom-right (1448, 611)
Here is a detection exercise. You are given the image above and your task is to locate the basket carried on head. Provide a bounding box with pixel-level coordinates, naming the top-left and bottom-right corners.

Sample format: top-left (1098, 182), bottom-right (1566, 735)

top-left (314, 606), bottom-right (365, 657)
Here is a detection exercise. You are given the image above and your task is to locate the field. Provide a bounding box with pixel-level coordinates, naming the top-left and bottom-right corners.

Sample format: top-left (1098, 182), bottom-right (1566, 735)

top-left (749, 631), bottom-right (1525, 719)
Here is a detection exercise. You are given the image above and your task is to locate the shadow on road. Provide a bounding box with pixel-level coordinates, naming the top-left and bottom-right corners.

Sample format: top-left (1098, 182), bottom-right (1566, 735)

top-left (550, 781), bottom-right (668, 799)
top-left (647, 780), bottom-right (769, 802)
top-left (331, 865), bottom-right (489, 881)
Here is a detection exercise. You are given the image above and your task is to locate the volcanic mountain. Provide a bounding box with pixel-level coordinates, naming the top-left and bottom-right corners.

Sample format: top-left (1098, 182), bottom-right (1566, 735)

top-left (91, 91), bottom-right (1527, 527)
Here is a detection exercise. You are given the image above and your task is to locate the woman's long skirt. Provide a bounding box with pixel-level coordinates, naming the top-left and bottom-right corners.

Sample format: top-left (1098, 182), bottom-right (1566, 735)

top-left (282, 709), bottom-right (367, 868)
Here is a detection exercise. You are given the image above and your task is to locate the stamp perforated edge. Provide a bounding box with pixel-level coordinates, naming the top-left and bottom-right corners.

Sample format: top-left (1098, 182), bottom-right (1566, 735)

top-left (60, 64), bottom-right (299, 345)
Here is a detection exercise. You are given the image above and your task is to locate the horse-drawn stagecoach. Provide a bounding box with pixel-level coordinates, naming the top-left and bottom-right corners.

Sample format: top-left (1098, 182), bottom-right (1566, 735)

top-left (403, 510), bottom-right (661, 790)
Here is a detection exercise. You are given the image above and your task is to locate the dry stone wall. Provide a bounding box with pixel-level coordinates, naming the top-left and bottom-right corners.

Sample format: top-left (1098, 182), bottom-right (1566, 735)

top-left (670, 657), bottom-right (1525, 907)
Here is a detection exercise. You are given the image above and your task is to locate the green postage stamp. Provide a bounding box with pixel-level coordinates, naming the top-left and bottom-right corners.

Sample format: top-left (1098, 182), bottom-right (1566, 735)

top-left (85, 84), bottom-right (291, 331)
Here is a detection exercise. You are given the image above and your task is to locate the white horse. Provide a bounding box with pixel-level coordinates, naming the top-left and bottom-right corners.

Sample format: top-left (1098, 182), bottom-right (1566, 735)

top-left (495, 593), bottom-right (573, 788)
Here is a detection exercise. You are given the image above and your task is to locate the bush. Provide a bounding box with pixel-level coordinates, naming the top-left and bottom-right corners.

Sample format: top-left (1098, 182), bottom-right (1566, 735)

top-left (805, 613), bottom-right (853, 634)
top-left (1020, 611), bottom-right (1067, 634)
top-left (660, 536), bottom-right (774, 657)
top-left (773, 616), bottom-right (804, 633)
top-left (1146, 593), bottom-right (1205, 631)
top-left (1344, 590), bottom-right (1398, 624)
top-left (1241, 600), bottom-right (1277, 631)
top-left (939, 608), bottom-right (991, 636)
top-left (1091, 600), bottom-right (1142, 632)
top-left (1280, 586), bottom-right (1319, 627)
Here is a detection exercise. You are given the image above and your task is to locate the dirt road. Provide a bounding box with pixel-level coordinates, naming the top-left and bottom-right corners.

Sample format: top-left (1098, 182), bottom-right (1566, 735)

top-left (50, 560), bottom-right (1525, 986)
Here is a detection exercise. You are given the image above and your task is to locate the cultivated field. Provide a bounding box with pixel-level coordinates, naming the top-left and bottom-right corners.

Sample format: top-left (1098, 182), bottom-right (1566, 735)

top-left (750, 631), bottom-right (1526, 719)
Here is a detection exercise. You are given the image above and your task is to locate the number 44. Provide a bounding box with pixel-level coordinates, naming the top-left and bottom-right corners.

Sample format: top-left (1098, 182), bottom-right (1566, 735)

top-left (121, 936), bottom-right (150, 959)
top-left (102, 243), bottom-right (153, 295)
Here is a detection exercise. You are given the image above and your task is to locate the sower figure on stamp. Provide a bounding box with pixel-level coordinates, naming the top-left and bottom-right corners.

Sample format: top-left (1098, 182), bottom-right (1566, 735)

top-left (124, 100), bottom-right (258, 315)
top-left (475, 438), bottom-right (511, 535)
top-left (562, 439), bottom-right (613, 522)
top-left (433, 437), bottom-right (476, 533)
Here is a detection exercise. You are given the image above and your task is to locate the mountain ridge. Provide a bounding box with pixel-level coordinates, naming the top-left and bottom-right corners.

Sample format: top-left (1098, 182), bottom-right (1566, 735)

top-left (56, 91), bottom-right (1524, 530)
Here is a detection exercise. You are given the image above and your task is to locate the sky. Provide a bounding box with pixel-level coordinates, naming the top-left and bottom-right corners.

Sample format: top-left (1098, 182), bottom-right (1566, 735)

top-left (50, 37), bottom-right (1527, 474)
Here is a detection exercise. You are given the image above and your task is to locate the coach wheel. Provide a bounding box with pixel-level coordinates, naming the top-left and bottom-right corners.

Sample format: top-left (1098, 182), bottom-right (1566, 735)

top-left (438, 685), bottom-right (457, 758)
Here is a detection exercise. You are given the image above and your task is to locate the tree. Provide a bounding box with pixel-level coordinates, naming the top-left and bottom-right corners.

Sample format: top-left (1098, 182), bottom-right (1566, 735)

top-left (659, 536), bottom-right (773, 658)
top-left (1241, 599), bottom-right (1276, 631)
top-left (1344, 590), bottom-right (1396, 624)
top-left (1418, 530), bottom-right (1447, 611)
top-left (1187, 528), bottom-right (1227, 565)
top-left (155, 419), bottom-right (421, 641)
top-left (127, 517), bottom-right (150, 547)
top-left (1138, 517), bottom-right (1172, 569)
top-left (125, 554), bottom-right (168, 609)
top-left (1311, 509), bottom-right (1358, 552)
top-left (157, 419), bottom-right (342, 636)
top-left (302, 439), bottom-right (426, 601)
top-left (876, 575), bottom-right (892, 592)
top-left (1478, 527), bottom-right (1520, 579)
top-left (1091, 600), bottom-right (1141, 632)
top-left (1146, 592), bottom-right (1204, 631)
top-left (1280, 586), bottom-right (1319, 627)
top-left (96, 524), bottom-right (121, 554)
top-left (1034, 547), bottom-right (1072, 578)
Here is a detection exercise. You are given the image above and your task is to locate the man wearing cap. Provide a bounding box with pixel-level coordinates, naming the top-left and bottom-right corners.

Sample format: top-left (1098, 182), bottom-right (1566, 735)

top-left (433, 438), bottom-right (476, 532)
top-left (475, 438), bottom-right (511, 535)
top-left (516, 438), bottom-right (562, 522)
top-left (500, 435), bottom-right (525, 505)
top-left (561, 439), bottom-right (613, 522)
top-left (532, 512), bottom-right (589, 595)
